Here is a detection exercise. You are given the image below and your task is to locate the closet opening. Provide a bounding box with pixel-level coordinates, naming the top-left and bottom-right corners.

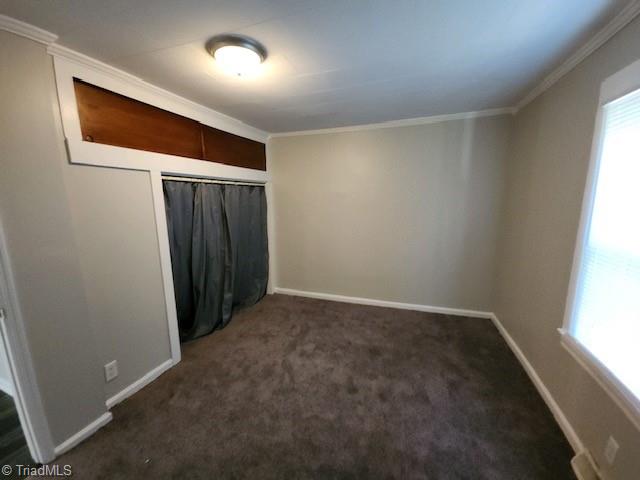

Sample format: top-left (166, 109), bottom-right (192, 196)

top-left (162, 175), bottom-right (269, 342)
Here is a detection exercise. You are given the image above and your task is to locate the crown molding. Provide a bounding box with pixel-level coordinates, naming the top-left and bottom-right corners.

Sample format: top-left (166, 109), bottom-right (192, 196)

top-left (47, 43), bottom-right (269, 141)
top-left (268, 107), bottom-right (516, 138)
top-left (0, 14), bottom-right (58, 45)
top-left (5, 2), bottom-right (639, 135)
top-left (1, 14), bottom-right (267, 141)
top-left (515, 0), bottom-right (640, 111)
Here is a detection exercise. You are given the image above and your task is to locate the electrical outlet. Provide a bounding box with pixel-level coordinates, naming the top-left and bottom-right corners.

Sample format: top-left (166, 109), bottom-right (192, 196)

top-left (104, 360), bottom-right (118, 382)
top-left (604, 436), bottom-right (619, 465)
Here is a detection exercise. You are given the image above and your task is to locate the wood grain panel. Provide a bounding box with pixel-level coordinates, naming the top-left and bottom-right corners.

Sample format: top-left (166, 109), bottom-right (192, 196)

top-left (201, 124), bottom-right (266, 171)
top-left (74, 79), bottom-right (203, 159)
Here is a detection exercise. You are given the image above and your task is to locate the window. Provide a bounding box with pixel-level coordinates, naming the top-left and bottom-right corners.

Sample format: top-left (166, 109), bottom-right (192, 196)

top-left (563, 61), bottom-right (640, 427)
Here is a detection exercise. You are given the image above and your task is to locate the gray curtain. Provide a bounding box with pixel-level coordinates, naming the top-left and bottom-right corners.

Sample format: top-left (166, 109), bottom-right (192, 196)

top-left (163, 180), bottom-right (268, 342)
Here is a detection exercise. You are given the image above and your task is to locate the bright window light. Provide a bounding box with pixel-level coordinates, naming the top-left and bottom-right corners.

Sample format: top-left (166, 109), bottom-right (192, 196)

top-left (570, 86), bottom-right (640, 402)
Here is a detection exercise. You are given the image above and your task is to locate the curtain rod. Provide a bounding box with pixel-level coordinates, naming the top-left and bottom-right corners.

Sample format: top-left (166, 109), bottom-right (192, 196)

top-left (162, 175), bottom-right (265, 187)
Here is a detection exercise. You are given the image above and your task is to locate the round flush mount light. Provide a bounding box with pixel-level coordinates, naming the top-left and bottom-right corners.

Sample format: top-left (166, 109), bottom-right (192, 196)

top-left (206, 34), bottom-right (267, 77)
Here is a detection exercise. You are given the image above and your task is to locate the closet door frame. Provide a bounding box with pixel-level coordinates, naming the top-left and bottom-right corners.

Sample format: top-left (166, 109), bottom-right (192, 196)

top-left (50, 50), bottom-right (275, 370)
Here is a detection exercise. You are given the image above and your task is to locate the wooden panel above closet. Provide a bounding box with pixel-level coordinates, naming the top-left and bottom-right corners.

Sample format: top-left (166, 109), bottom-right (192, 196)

top-left (74, 79), bottom-right (203, 159)
top-left (201, 125), bottom-right (266, 170)
top-left (73, 79), bottom-right (266, 170)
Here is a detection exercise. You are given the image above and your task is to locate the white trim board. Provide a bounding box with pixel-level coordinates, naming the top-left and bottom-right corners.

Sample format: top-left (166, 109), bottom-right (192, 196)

top-left (560, 330), bottom-right (640, 432)
top-left (149, 172), bottom-right (182, 365)
top-left (558, 56), bottom-right (640, 433)
top-left (49, 52), bottom-right (274, 406)
top-left (0, 14), bottom-right (58, 45)
top-left (54, 412), bottom-right (112, 457)
top-left (515, 0), bottom-right (640, 110)
top-left (0, 224), bottom-right (56, 463)
top-left (274, 288), bottom-right (494, 319)
top-left (51, 53), bottom-right (269, 164)
top-left (275, 287), bottom-right (586, 457)
top-left (269, 108), bottom-right (515, 138)
top-left (48, 44), bottom-right (267, 143)
top-left (490, 314), bottom-right (584, 454)
top-left (571, 451), bottom-right (600, 480)
top-left (5, 6), bottom-right (640, 135)
top-left (106, 359), bottom-right (173, 410)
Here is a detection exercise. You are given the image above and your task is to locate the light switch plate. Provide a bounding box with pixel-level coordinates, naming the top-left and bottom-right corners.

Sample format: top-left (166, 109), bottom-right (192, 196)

top-left (104, 360), bottom-right (118, 382)
top-left (604, 436), bottom-right (619, 465)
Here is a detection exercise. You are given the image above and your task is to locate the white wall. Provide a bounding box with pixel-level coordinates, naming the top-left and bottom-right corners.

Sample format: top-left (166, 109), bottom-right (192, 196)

top-left (494, 14), bottom-right (640, 480)
top-left (269, 115), bottom-right (511, 311)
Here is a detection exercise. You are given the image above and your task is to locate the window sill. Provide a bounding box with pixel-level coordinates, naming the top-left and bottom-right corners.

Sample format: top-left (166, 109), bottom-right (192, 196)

top-left (558, 329), bottom-right (640, 431)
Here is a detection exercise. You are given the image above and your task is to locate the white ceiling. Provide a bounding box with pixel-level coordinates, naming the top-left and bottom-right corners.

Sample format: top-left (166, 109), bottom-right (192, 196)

top-left (0, 0), bottom-right (630, 132)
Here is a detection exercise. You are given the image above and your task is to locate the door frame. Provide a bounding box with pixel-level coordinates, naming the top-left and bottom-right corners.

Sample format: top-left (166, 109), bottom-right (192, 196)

top-left (0, 223), bottom-right (55, 463)
top-left (0, 32), bottom-right (274, 465)
top-left (50, 52), bottom-right (272, 367)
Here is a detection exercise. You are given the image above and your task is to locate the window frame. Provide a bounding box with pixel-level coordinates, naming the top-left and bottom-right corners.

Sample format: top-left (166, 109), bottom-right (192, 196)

top-left (561, 58), bottom-right (640, 431)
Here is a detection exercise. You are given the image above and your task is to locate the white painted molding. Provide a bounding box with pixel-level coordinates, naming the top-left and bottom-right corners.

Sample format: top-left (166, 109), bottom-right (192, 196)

top-left (516, 0), bottom-right (640, 111)
top-left (106, 359), bottom-right (173, 410)
top-left (274, 288), bottom-right (494, 319)
top-left (149, 171), bottom-right (181, 365)
top-left (49, 52), bottom-right (272, 390)
top-left (47, 44), bottom-right (268, 143)
top-left (571, 451), bottom-right (600, 480)
top-left (51, 54), bottom-right (273, 171)
top-left (275, 287), bottom-right (587, 457)
top-left (269, 108), bottom-right (516, 138)
top-left (599, 56), bottom-right (640, 106)
top-left (265, 182), bottom-right (277, 295)
top-left (54, 412), bottom-right (112, 457)
top-left (5, 4), bottom-right (639, 137)
top-left (265, 142), bottom-right (278, 295)
top-left (0, 224), bottom-right (56, 463)
top-left (558, 56), bottom-right (640, 434)
top-left (560, 331), bottom-right (640, 432)
top-left (490, 314), bottom-right (584, 453)
top-left (0, 14), bottom-right (58, 45)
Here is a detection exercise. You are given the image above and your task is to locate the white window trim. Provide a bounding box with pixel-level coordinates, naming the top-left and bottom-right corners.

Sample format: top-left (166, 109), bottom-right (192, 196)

top-left (560, 57), bottom-right (640, 432)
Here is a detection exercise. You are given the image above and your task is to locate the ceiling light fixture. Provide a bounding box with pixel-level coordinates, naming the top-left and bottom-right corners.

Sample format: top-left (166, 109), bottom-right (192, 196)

top-left (206, 34), bottom-right (267, 77)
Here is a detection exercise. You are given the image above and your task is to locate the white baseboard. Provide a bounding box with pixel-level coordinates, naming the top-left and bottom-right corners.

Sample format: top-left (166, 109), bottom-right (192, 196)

top-left (278, 288), bottom-right (585, 459)
top-left (106, 358), bottom-right (173, 409)
top-left (52, 359), bottom-right (174, 459)
top-left (51, 295), bottom-right (586, 466)
top-left (54, 412), bottom-right (112, 457)
top-left (274, 287), bottom-right (493, 319)
top-left (571, 451), bottom-right (600, 480)
top-left (490, 313), bottom-right (584, 454)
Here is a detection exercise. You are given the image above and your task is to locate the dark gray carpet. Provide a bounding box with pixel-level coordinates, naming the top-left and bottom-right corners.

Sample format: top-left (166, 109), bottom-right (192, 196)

top-left (45, 294), bottom-right (574, 479)
top-left (0, 391), bottom-right (32, 479)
